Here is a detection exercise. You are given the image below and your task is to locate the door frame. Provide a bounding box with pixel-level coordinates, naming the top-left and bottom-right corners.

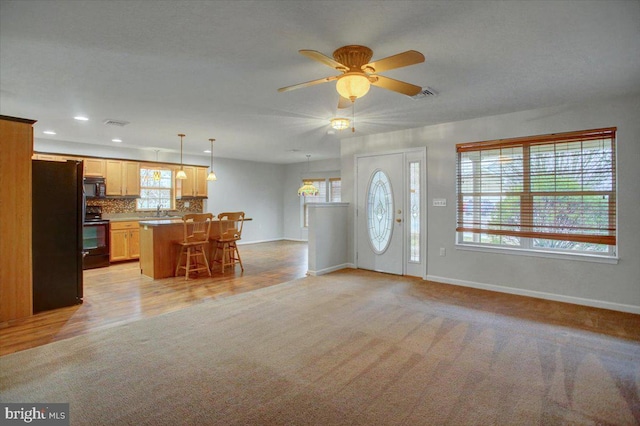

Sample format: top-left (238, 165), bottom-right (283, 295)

top-left (354, 147), bottom-right (427, 279)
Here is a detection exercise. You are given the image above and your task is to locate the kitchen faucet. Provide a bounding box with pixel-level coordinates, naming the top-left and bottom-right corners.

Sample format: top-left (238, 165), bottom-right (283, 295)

top-left (156, 205), bottom-right (161, 217)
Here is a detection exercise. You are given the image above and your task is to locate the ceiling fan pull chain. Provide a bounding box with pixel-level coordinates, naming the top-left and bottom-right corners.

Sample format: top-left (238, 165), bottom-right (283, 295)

top-left (352, 100), bottom-right (355, 133)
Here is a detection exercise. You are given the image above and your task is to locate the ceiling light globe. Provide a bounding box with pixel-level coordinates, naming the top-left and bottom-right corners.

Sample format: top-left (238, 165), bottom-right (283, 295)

top-left (330, 118), bottom-right (350, 130)
top-left (336, 73), bottom-right (370, 101)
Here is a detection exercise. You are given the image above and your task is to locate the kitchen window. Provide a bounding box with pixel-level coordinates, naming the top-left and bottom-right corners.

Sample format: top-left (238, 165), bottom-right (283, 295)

top-left (456, 127), bottom-right (617, 259)
top-left (137, 167), bottom-right (175, 211)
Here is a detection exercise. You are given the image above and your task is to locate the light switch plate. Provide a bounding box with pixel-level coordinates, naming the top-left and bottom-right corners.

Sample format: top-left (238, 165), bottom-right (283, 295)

top-left (433, 198), bottom-right (447, 207)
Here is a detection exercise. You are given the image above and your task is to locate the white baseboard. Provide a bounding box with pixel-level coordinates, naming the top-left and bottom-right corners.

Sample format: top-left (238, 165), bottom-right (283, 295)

top-left (237, 238), bottom-right (284, 245)
top-left (308, 263), bottom-right (353, 276)
top-left (426, 275), bottom-right (640, 315)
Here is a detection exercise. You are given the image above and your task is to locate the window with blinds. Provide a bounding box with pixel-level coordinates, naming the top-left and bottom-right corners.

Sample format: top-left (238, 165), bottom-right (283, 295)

top-left (456, 127), bottom-right (616, 256)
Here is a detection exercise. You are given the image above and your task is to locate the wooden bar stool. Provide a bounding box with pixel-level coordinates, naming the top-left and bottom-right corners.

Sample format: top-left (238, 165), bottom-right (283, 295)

top-left (213, 212), bottom-right (244, 273)
top-left (175, 213), bottom-right (213, 280)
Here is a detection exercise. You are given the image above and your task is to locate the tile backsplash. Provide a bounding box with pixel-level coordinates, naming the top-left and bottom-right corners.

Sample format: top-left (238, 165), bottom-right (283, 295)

top-left (86, 198), bottom-right (203, 215)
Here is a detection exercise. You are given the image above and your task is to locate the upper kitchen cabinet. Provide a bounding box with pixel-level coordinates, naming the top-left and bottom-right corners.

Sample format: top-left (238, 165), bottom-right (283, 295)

top-left (83, 158), bottom-right (106, 177)
top-left (106, 160), bottom-right (140, 196)
top-left (196, 167), bottom-right (208, 197)
top-left (176, 166), bottom-right (208, 198)
top-left (176, 166), bottom-right (195, 199)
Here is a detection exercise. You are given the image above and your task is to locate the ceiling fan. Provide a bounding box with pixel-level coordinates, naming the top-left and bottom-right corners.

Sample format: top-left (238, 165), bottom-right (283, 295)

top-left (278, 45), bottom-right (425, 107)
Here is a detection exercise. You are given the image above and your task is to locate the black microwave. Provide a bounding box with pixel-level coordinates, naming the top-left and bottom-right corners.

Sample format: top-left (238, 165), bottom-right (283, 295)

top-left (84, 177), bottom-right (106, 198)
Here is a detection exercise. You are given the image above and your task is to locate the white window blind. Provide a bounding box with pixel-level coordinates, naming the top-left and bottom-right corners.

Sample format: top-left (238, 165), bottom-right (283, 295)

top-left (456, 127), bottom-right (616, 252)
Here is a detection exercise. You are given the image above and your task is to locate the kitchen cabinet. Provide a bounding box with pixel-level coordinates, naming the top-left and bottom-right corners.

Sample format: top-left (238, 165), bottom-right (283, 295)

top-left (176, 166), bottom-right (195, 198)
top-left (106, 160), bottom-right (140, 196)
top-left (176, 166), bottom-right (208, 198)
top-left (110, 221), bottom-right (140, 261)
top-left (196, 167), bottom-right (208, 197)
top-left (83, 158), bottom-right (106, 177)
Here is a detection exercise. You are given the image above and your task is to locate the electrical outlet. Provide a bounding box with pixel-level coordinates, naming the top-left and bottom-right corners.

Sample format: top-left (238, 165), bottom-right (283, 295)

top-left (439, 247), bottom-right (446, 256)
top-left (184, 201), bottom-right (190, 208)
top-left (433, 198), bottom-right (447, 207)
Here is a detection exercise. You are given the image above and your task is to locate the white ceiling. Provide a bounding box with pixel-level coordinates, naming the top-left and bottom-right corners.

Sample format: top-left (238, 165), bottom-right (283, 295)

top-left (1, 0), bottom-right (639, 164)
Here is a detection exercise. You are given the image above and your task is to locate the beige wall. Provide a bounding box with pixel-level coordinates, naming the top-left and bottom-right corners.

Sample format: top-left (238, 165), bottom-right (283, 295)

top-left (340, 94), bottom-right (640, 313)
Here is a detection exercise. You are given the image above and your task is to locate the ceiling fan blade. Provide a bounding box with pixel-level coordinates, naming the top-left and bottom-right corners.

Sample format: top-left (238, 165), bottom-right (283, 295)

top-left (278, 75), bottom-right (338, 93)
top-left (364, 50), bottom-right (425, 73)
top-left (337, 96), bottom-right (352, 109)
top-left (371, 75), bottom-right (423, 96)
top-left (299, 50), bottom-right (347, 70)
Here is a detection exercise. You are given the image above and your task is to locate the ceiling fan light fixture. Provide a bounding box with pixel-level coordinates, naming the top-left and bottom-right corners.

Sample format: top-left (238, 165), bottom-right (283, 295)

top-left (336, 73), bottom-right (370, 101)
top-left (330, 117), bottom-right (350, 130)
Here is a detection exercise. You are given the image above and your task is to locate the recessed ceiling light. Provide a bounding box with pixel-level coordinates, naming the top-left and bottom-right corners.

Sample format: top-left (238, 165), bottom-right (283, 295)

top-left (74, 116), bottom-right (89, 121)
top-left (204, 150), bottom-right (211, 153)
top-left (112, 138), bottom-right (122, 143)
top-left (43, 130), bottom-right (56, 135)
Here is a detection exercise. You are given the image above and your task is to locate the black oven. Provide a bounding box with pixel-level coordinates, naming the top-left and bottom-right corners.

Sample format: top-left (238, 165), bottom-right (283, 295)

top-left (83, 220), bottom-right (110, 269)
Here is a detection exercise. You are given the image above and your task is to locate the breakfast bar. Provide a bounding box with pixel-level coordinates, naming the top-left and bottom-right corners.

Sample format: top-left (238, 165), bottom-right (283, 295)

top-left (139, 217), bottom-right (247, 279)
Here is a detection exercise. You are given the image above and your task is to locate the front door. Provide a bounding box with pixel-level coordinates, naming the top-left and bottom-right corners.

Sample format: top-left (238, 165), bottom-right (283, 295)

top-left (356, 149), bottom-right (426, 277)
top-left (356, 153), bottom-right (405, 274)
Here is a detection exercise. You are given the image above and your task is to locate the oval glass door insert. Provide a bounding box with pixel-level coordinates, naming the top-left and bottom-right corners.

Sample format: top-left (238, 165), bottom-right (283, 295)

top-left (367, 169), bottom-right (394, 253)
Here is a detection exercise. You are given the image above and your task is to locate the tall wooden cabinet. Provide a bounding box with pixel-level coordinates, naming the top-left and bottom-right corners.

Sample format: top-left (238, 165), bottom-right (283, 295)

top-left (0, 115), bottom-right (36, 322)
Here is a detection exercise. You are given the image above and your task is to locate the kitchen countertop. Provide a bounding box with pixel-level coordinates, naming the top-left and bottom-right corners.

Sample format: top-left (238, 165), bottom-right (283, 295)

top-left (139, 217), bottom-right (251, 226)
top-left (105, 215), bottom-right (184, 222)
top-left (138, 218), bottom-right (185, 226)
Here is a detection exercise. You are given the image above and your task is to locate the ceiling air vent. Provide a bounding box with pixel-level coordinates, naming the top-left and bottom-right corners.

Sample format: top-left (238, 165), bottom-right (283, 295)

top-left (411, 87), bottom-right (438, 100)
top-left (103, 119), bottom-right (130, 127)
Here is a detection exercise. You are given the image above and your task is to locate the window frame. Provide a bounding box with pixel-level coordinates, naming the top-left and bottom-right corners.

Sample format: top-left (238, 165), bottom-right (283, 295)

top-left (136, 165), bottom-right (176, 211)
top-left (455, 127), bottom-right (618, 262)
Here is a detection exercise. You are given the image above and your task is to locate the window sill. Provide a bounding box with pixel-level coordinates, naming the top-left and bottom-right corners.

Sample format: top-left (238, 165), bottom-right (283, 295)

top-left (455, 243), bottom-right (619, 264)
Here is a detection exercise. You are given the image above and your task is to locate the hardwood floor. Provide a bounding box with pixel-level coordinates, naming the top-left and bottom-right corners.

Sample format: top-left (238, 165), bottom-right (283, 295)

top-left (0, 241), bottom-right (308, 356)
top-left (1, 240), bottom-right (638, 356)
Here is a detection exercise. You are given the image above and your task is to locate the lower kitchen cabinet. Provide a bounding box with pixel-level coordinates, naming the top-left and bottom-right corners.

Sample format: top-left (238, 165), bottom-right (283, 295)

top-left (110, 221), bottom-right (140, 262)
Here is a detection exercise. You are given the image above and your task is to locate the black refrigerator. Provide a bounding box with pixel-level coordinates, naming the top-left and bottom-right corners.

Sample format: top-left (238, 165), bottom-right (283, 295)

top-left (32, 159), bottom-right (84, 313)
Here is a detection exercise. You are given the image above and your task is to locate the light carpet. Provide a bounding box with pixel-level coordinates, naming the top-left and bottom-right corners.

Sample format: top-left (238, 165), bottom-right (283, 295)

top-left (1, 272), bottom-right (639, 425)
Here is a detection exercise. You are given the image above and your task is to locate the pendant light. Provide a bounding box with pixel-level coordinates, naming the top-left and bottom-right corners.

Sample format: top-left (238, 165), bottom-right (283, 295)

top-left (298, 155), bottom-right (319, 197)
top-left (206, 138), bottom-right (217, 181)
top-left (176, 133), bottom-right (187, 180)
